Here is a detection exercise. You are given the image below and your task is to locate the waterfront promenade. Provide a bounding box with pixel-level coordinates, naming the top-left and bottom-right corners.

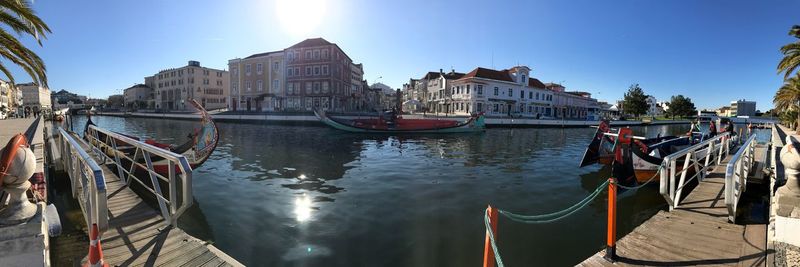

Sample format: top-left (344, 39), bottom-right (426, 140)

top-left (578, 138), bottom-right (771, 266)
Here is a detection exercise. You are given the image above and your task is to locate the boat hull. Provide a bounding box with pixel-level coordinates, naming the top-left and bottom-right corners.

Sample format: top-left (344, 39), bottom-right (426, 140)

top-left (315, 110), bottom-right (485, 133)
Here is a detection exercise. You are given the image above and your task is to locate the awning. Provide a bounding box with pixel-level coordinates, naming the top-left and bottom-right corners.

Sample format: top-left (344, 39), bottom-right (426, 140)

top-left (403, 99), bottom-right (422, 106)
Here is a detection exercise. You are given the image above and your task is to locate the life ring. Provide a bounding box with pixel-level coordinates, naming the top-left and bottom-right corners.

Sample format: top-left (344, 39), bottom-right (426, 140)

top-left (0, 134), bottom-right (30, 182)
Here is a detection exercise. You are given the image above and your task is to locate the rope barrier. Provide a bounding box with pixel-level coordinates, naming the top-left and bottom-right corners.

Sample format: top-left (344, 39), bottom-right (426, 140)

top-left (497, 179), bottom-right (609, 224)
top-left (484, 179), bottom-right (611, 267)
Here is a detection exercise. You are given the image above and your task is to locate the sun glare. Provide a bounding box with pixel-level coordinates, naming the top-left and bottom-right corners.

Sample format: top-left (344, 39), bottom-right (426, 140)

top-left (276, 0), bottom-right (327, 36)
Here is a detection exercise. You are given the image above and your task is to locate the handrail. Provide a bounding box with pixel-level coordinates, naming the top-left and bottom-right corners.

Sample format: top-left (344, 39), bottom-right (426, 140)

top-left (660, 132), bottom-right (731, 210)
top-left (84, 124), bottom-right (193, 227)
top-left (724, 132), bottom-right (759, 223)
top-left (57, 127), bottom-right (108, 233)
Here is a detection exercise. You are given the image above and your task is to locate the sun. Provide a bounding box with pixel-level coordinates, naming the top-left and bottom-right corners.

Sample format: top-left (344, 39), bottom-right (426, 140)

top-left (276, 0), bottom-right (327, 37)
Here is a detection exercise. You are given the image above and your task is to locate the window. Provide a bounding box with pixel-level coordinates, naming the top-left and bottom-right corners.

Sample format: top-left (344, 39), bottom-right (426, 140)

top-left (508, 88), bottom-right (512, 96)
top-left (521, 74), bottom-right (526, 83)
top-left (477, 102), bottom-right (483, 112)
top-left (257, 80), bottom-right (263, 91)
top-left (314, 66), bottom-right (320, 75)
top-left (313, 50), bottom-right (320, 59)
top-left (256, 63), bottom-right (263, 73)
top-left (306, 67), bottom-right (312, 76)
top-left (322, 82), bottom-right (329, 93)
top-left (536, 92), bottom-right (540, 100)
top-left (246, 80), bottom-right (251, 91)
top-left (232, 82), bottom-right (238, 92)
top-left (203, 79), bottom-right (209, 85)
top-left (529, 92), bottom-right (533, 99)
top-left (477, 85), bottom-right (483, 95)
top-left (295, 67), bottom-right (300, 76)
top-left (273, 79), bottom-right (279, 91)
top-left (305, 82), bottom-right (312, 93)
top-left (322, 65), bottom-right (328, 75)
top-left (313, 82), bottom-right (320, 93)
top-left (466, 85), bottom-right (470, 94)
top-left (306, 51), bottom-right (312, 59)
top-left (520, 90), bottom-right (524, 99)
top-left (273, 61), bottom-right (279, 70)
top-left (288, 68), bottom-right (293, 77)
top-left (323, 50), bottom-right (329, 58)
top-left (494, 87), bottom-right (499, 96)
top-left (245, 64), bottom-right (251, 75)
top-left (529, 106), bottom-right (533, 113)
top-left (493, 103), bottom-right (499, 112)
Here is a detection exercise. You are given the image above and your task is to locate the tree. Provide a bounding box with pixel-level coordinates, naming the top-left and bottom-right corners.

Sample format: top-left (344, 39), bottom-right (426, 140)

top-left (0, 0), bottom-right (51, 87)
top-left (622, 83), bottom-right (648, 118)
top-left (107, 94), bottom-right (124, 108)
top-left (666, 95), bottom-right (697, 119)
top-left (773, 75), bottom-right (800, 129)
top-left (778, 25), bottom-right (800, 80)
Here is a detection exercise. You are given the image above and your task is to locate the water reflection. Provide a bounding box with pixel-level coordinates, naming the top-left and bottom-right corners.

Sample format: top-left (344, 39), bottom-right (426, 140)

top-left (294, 194), bottom-right (313, 222)
top-left (70, 116), bottom-right (711, 266)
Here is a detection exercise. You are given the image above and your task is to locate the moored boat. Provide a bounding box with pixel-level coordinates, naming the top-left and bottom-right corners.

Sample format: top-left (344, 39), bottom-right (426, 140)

top-left (84, 99), bottom-right (219, 175)
top-left (314, 109), bottom-right (485, 133)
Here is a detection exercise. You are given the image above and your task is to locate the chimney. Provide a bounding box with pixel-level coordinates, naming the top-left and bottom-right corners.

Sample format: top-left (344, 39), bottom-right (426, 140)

top-left (439, 68), bottom-right (443, 74)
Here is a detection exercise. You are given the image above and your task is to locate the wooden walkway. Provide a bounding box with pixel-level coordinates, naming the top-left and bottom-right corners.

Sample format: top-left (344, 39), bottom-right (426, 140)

top-left (578, 154), bottom-right (769, 266)
top-left (65, 132), bottom-right (243, 266)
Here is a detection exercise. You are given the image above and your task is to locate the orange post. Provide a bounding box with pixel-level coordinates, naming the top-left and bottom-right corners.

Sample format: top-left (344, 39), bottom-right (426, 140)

top-left (483, 205), bottom-right (499, 267)
top-left (84, 223), bottom-right (109, 267)
top-left (604, 177), bottom-right (617, 262)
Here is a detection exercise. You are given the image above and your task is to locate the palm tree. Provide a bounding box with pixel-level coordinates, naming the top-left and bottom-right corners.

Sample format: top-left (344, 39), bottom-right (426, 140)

top-left (0, 0), bottom-right (51, 87)
top-left (774, 75), bottom-right (800, 128)
top-left (778, 25), bottom-right (800, 80)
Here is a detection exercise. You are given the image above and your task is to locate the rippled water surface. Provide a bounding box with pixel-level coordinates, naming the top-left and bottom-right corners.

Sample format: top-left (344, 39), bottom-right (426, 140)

top-left (70, 116), bottom-right (714, 266)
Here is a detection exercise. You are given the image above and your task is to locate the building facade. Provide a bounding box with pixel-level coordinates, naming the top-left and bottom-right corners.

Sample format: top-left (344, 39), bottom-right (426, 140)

top-left (545, 83), bottom-right (600, 120)
top-left (123, 84), bottom-right (154, 110)
top-left (229, 51), bottom-right (285, 111)
top-left (425, 70), bottom-right (465, 114)
top-left (730, 99), bottom-right (756, 117)
top-left (448, 66), bottom-right (553, 117)
top-left (0, 79), bottom-right (10, 114)
top-left (645, 96), bottom-right (660, 116)
top-left (151, 61), bottom-right (229, 111)
top-left (283, 38), bottom-right (354, 111)
top-left (349, 63), bottom-right (366, 111)
top-left (17, 83), bottom-right (51, 112)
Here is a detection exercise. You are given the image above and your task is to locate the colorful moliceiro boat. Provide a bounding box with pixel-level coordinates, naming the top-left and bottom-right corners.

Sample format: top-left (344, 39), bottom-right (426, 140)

top-left (314, 109), bottom-right (485, 133)
top-left (84, 99), bottom-right (219, 175)
top-left (580, 120), bottom-right (713, 184)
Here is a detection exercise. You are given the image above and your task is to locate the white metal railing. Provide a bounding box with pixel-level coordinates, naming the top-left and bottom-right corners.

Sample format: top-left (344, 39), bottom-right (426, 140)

top-left (660, 132), bottom-right (732, 210)
top-left (724, 130), bottom-right (762, 223)
top-left (85, 125), bottom-right (193, 227)
top-left (57, 127), bottom-right (108, 233)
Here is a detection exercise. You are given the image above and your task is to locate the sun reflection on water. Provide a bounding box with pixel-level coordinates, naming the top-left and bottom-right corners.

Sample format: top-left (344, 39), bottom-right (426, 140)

top-left (294, 194), bottom-right (313, 222)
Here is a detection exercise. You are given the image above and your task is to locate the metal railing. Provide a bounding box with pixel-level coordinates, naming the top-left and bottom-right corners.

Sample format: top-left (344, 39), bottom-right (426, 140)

top-left (724, 132), bottom-right (760, 223)
top-left (57, 127), bottom-right (108, 232)
top-left (85, 125), bottom-right (193, 227)
top-left (660, 132), bottom-right (731, 210)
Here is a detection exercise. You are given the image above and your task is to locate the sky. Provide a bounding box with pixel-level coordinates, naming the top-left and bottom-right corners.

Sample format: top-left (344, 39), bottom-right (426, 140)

top-left (8, 0), bottom-right (800, 110)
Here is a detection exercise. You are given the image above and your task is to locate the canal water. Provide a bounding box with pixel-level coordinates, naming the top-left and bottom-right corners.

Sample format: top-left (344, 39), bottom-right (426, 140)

top-left (70, 116), bottom-right (716, 266)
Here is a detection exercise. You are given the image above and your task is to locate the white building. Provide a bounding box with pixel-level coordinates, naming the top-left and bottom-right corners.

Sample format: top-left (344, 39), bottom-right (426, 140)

top-left (646, 96), bottom-right (660, 116)
top-left (730, 99), bottom-right (756, 117)
top-left (424, 70), bottom-right (466, 114)
top-left (448, 66), bottom-right (553, 117)
top-left (17, 82), bottom-right (51, 112)
top-left (545, 83), bottom-right (599, 120)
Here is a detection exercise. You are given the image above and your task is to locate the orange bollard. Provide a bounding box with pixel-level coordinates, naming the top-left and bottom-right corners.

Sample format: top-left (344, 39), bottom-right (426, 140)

top-left (604, 177), bottom-right (617, 262)
top-left (84, 223), bottom-right (109, 267)
top-left (482, 205), bottom-right (499, 267)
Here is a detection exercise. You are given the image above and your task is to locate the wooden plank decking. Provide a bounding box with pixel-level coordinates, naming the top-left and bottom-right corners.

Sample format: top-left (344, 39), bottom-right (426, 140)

top-left (67, 132), bottom-right (243, 267)
top-left (578, 154), bottom-right (769, 266)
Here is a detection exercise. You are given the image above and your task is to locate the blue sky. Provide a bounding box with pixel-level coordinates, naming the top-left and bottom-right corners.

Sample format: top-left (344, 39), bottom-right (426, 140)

top-left (9, 0), bottom-right (800, 110)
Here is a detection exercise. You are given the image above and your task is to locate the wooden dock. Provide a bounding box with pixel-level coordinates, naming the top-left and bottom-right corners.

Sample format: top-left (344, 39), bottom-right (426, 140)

top-left (56, 129), bottom-right (243, 266)
top-left (578, 154), bottom-right (769, 266)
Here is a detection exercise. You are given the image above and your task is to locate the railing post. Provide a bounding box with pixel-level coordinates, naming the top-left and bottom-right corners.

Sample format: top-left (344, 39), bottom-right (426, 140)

top-left (483, 205), bottom-right (499, 267)
top-left (605, 177), bottom-right (617, 262)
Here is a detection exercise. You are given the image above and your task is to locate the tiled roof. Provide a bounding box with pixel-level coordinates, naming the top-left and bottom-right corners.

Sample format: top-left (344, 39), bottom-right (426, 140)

top-left (528, 78), bottom-right (546, 88)
top-left (421, 71), bottom-right (440, 80)
top-left (460, 67), bottom-right (514, 82)
top-left (288, 38), bottom-right (334, 48)
top-left (244, 50), bottom-right (282, 59)
top-left (443, 71), bottom-right (465, 79)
